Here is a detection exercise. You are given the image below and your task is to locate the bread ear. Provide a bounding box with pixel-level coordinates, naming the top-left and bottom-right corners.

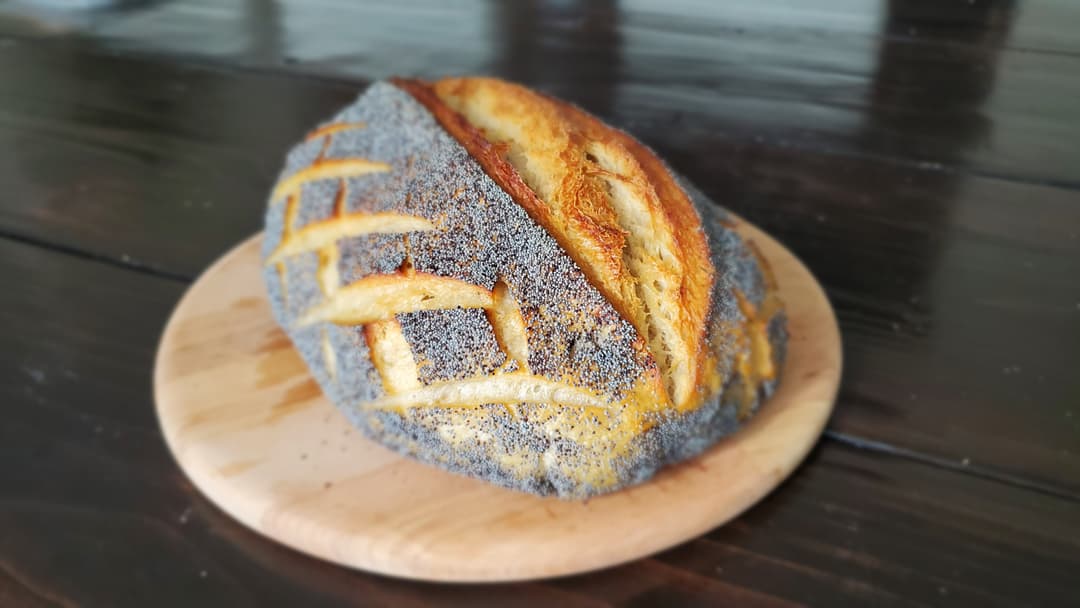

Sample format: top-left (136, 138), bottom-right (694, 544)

top-left (396, 77), bottom-right (715, 410)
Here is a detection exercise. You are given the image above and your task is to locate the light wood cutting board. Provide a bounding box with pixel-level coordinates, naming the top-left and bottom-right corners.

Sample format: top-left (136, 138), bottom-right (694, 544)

top-left (153, 220), bottom-right (841, 582)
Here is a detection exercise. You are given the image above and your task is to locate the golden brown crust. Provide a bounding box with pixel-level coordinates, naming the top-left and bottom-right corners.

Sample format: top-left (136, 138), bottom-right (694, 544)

top-left (390, 78), bottom-right (562, 241)
top-left (420, 77), bottom-right (630, 309)
top-left (541, 97), bottom-right (715, 408)
top-left (399, 77), bottom-right (715, 410)
top-left (394, 78), bottom-right (671, 409)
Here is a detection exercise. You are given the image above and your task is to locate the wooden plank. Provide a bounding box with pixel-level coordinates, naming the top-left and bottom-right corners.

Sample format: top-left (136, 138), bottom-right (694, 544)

top-left (2, 0), bottom-right (1078, 57)
top-left (1, 238), bottom-right (1077, 605)
top-left (2, 1), bottom-right (1079, 183)
top-left (651, 443), bottom-right (1080, 607)
top-left (0, 39), bottom-right (358, 278)
top-left (0, 40), bottom-right (1077, 493)
top-left (672, 142), bottom-right (1080, 497)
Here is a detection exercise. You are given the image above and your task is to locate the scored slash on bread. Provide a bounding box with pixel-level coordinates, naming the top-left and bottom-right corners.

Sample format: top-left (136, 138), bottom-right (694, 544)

top-left (298, 273), bottom-right (495, 326)
top-left (265, 213), bottom-right (433, 264)
top-left (261, 78), bottom-right (785, 497)
top-left (411, 78), bottom-right (714, 411)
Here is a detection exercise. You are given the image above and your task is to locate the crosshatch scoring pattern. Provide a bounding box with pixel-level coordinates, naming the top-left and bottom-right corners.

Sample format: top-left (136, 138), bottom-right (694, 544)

top-left (266, 122), bottom-right (617, 416)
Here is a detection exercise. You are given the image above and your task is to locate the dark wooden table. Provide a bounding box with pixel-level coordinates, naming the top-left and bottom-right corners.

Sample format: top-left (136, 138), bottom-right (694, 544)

top-left (1, 1), bottom-right (1078, 606)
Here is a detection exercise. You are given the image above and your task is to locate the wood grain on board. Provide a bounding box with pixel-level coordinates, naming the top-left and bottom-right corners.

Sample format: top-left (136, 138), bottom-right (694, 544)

top-left (153, 222), bottom-right (841, 581)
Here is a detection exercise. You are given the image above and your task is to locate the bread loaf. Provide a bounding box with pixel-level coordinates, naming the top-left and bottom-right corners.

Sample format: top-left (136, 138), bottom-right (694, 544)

top-left (261, 77), bottom-right (785, 498)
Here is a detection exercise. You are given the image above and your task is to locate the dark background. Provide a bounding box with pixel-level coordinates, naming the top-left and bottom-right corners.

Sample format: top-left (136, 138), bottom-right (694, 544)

top-left (0, 1), bottom-right (1077, 606)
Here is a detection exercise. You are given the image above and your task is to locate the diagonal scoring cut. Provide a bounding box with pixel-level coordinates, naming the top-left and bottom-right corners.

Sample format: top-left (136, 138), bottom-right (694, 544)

top-left (267, 213), bottom-right (434, 264)
top-left (275, 106), bottom-right (630, 418)
top-left (316, 245), bottom-right (341, 297)
top-left (321, 328), bottom-right (338, 380)
top-left (271, 158), bottom-right (392, 204)
top-left (363, 372), bottom-right (612, 412)
top-left (584, 155), bottom-right (692, 407)
top-left (305, 122), bottom-right (367, 141)
top-left (364, 319), bottom-right (421, 394)
top-left (298, 273), bottom-right (495, 327)
top-left (486, 280), bottom-right (530, 373)
top-left (415, 77), bottom-right (713, 409)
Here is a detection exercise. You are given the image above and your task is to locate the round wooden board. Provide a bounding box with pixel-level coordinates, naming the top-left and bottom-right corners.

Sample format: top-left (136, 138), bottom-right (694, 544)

top-left (154, 221), bottom-right (841, 583)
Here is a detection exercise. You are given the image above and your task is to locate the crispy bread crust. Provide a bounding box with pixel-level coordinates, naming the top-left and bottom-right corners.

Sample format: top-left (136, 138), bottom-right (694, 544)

top-left (261, 80), bottom-right (785, 498)
top-left (413, 77), bottom-right (714, 410)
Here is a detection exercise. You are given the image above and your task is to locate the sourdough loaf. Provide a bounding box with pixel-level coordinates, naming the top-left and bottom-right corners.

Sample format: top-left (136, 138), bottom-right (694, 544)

top-left (262, 78), bottom-right (785, 498)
